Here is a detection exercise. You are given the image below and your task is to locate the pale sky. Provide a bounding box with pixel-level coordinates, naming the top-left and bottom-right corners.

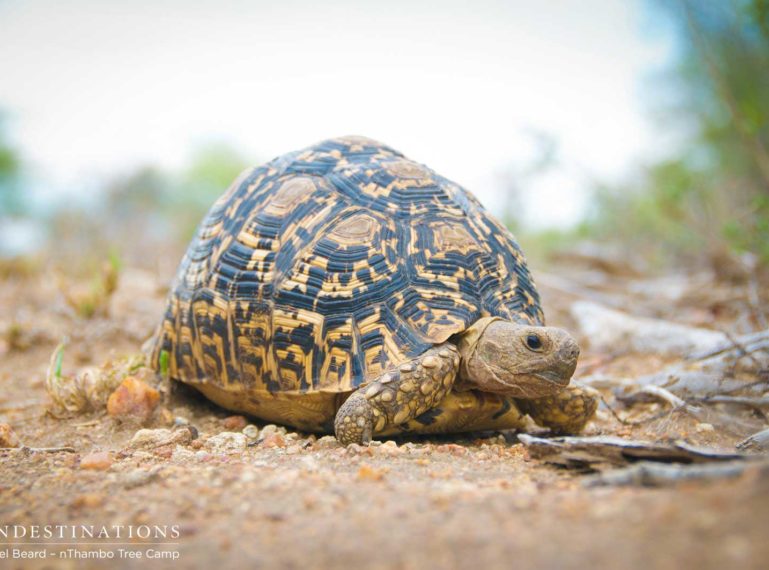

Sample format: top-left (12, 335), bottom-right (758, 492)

top-left (0, 0), bottom-right (672, 228)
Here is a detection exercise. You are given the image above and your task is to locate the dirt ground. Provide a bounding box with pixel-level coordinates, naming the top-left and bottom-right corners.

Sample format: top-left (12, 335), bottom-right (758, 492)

top-left (1, 251), bottom-right (768, 570)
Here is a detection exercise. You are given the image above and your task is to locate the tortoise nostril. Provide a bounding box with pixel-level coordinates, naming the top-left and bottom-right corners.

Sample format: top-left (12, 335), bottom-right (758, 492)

top-left (564, 344), bottom-right (580, 360)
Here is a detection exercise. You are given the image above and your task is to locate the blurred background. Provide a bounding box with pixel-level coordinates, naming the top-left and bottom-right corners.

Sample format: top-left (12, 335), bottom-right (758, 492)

top-left (0, 0), bottom-right (767, 276)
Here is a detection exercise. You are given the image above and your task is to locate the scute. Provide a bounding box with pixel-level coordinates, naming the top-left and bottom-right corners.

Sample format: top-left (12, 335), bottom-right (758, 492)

top-left (149, 136), bottom-right (543, 401)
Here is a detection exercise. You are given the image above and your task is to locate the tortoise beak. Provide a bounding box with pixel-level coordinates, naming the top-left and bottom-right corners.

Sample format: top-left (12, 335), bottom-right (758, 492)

top-left (554, 337), bottom-right (580, 383)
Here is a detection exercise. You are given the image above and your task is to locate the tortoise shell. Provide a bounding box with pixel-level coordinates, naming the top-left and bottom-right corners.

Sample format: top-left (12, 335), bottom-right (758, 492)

top-left (149, 136), bottom-right (543, 399)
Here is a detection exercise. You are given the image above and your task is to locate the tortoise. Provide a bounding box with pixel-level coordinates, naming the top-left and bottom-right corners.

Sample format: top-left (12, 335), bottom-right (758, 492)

top-left (148, 136), bottom-right (597, 444)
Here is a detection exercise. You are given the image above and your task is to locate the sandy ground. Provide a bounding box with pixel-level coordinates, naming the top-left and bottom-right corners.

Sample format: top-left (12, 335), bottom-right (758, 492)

top-left (0, 258), bottom-right (768, 570)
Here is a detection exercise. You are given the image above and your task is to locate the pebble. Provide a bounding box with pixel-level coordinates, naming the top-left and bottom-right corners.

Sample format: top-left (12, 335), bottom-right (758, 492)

top-left (80, 451), bottom-right (113, 470)
top-left (260, 433), bottom-right (286, 448)
top-left (122, 467), bottom-right (161, 489)
top-left (173, 416), bottom-right (190, 427)
top-left (107, 377), bottom-right (160, 423)
top-left (205, 432), bottom-right (247, 454)
top-left (435, 444), bottom-right (468, 456)
top-left (259, 424), bottom-right (287, 439)
top-left (128, 428), bottom-right (193, 449)
top-left (375, 440), bottom-right (403, 456)
top-left (696, 423), bottom-right (715, 433)
top-left (313, 435), bottom-right (340, 450)
top-left (242, 425), bottom-right (259, 440)
top-left (171, 446), bottom-right (196, 463)
top-left (0, 423), bottom-right (20, 448)
top-left (223, 415), bottom-right (248, 431)
top-left (357, 463), bottom-right (387, 481)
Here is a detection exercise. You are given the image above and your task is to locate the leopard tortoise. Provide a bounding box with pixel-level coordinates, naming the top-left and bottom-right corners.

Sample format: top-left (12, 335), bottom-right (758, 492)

top-left (148, 136), bottom-right (597, 444)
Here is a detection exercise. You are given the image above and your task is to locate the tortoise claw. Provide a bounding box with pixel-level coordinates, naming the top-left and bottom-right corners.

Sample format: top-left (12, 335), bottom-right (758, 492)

top-left (334, 392), bottom-right (374, 445)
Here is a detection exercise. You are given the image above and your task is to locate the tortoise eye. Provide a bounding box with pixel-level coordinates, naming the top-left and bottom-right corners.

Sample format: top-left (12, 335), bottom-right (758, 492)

top-left (526, 334), bottom-right (542, 350)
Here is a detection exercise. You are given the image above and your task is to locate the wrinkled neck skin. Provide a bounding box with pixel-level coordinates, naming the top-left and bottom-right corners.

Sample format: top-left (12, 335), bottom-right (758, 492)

top-left (455, 317), bottom-right (580, 399)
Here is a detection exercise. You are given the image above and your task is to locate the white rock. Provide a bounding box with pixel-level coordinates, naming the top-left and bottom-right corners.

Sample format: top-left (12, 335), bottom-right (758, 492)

top-left (242, 424), bottom-right (259, 439)
top-left (205, 432), bottom-right (247, 454)
top-left (313, 435), bottom-right (339, 449)
top-left (128, 428), bottom-right (184, 449)
top-left (171, 446), bottom-right (196, 462)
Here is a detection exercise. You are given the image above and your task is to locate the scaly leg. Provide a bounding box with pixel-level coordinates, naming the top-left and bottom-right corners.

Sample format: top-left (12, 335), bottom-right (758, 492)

top-left (516, 383), bottom-right (598, 435)
top-left (380, 390), bottom-right (528, 436)
top-left (334, 343), bottom-right (460, 445)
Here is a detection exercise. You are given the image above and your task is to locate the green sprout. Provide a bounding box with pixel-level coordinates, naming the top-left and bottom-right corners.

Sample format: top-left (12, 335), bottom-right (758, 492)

top-left (159, 350), bottom-right (170, 380)
top-left (53, 343), bottom-right (65, 379)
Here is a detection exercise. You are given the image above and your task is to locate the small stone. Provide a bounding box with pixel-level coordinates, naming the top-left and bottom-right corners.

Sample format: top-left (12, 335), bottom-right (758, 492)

top-left (259, 424), bottom-right (287, 439)
top-left (376, 440), bottom-right (403, 456)
top-left (357, 463), bottom-right (387, 481)
top-left (171, 446), bottom-right (196, 463)
top-left (314, 435), bottom-right (340, 450)
top-left (260, 433), bottom-right (286, 448)
top-left (223, 415), bottom-right (247, 431)
top-left (696, 423), bottom-right (715, 433)
top-left (80, 451), bottom-right (113, 470)
top-left (173, 416), bottom-right (190, 427)
top-left (435, 443), bottom-right (468, 456)
top-left (242, 425), bottom-right (259, 439)
top-left (128, 428), bottom-right (193, 449)
top-left (422, 356), bottom-right (439, 368)
top-left (399, 363), bottom-right (414, 373)
top-left (0, 423), bottom-right (20, 448)
top-left (205, 432), bottom-right (247, 454)
top-left (107, 377), bottom-right (160, 424)
top-left (179, 424), bottom-right (199, 440)
top-left (122, 467), bottom-right (161, 489)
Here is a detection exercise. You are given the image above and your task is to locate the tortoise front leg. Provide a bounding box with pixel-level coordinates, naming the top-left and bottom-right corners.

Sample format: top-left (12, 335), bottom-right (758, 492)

top-left (515, 383), bottom-right (599, 435)
top-left (381, 390), bottom-right (528, 436)
top-left (334, 343), bottom-right (459, 445)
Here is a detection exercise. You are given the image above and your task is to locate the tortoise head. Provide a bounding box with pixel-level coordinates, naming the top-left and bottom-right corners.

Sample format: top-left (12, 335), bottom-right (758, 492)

top-left (455, 317), bottom-right (579, 398)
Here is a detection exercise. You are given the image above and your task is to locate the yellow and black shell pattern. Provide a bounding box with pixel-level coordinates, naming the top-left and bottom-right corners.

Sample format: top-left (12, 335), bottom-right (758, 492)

top-left (149, 135), bottom-right (543, 402)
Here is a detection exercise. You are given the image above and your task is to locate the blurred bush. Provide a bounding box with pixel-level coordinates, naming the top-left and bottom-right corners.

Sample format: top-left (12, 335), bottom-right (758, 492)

top-left (104, 142), bottom-right (251, 244)
top-left (0, 112), bottom-right (24, 217)
top-left (582, 0), bottom-right (769, 270)
top-left (31, 141), bottom-right (252, 274)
